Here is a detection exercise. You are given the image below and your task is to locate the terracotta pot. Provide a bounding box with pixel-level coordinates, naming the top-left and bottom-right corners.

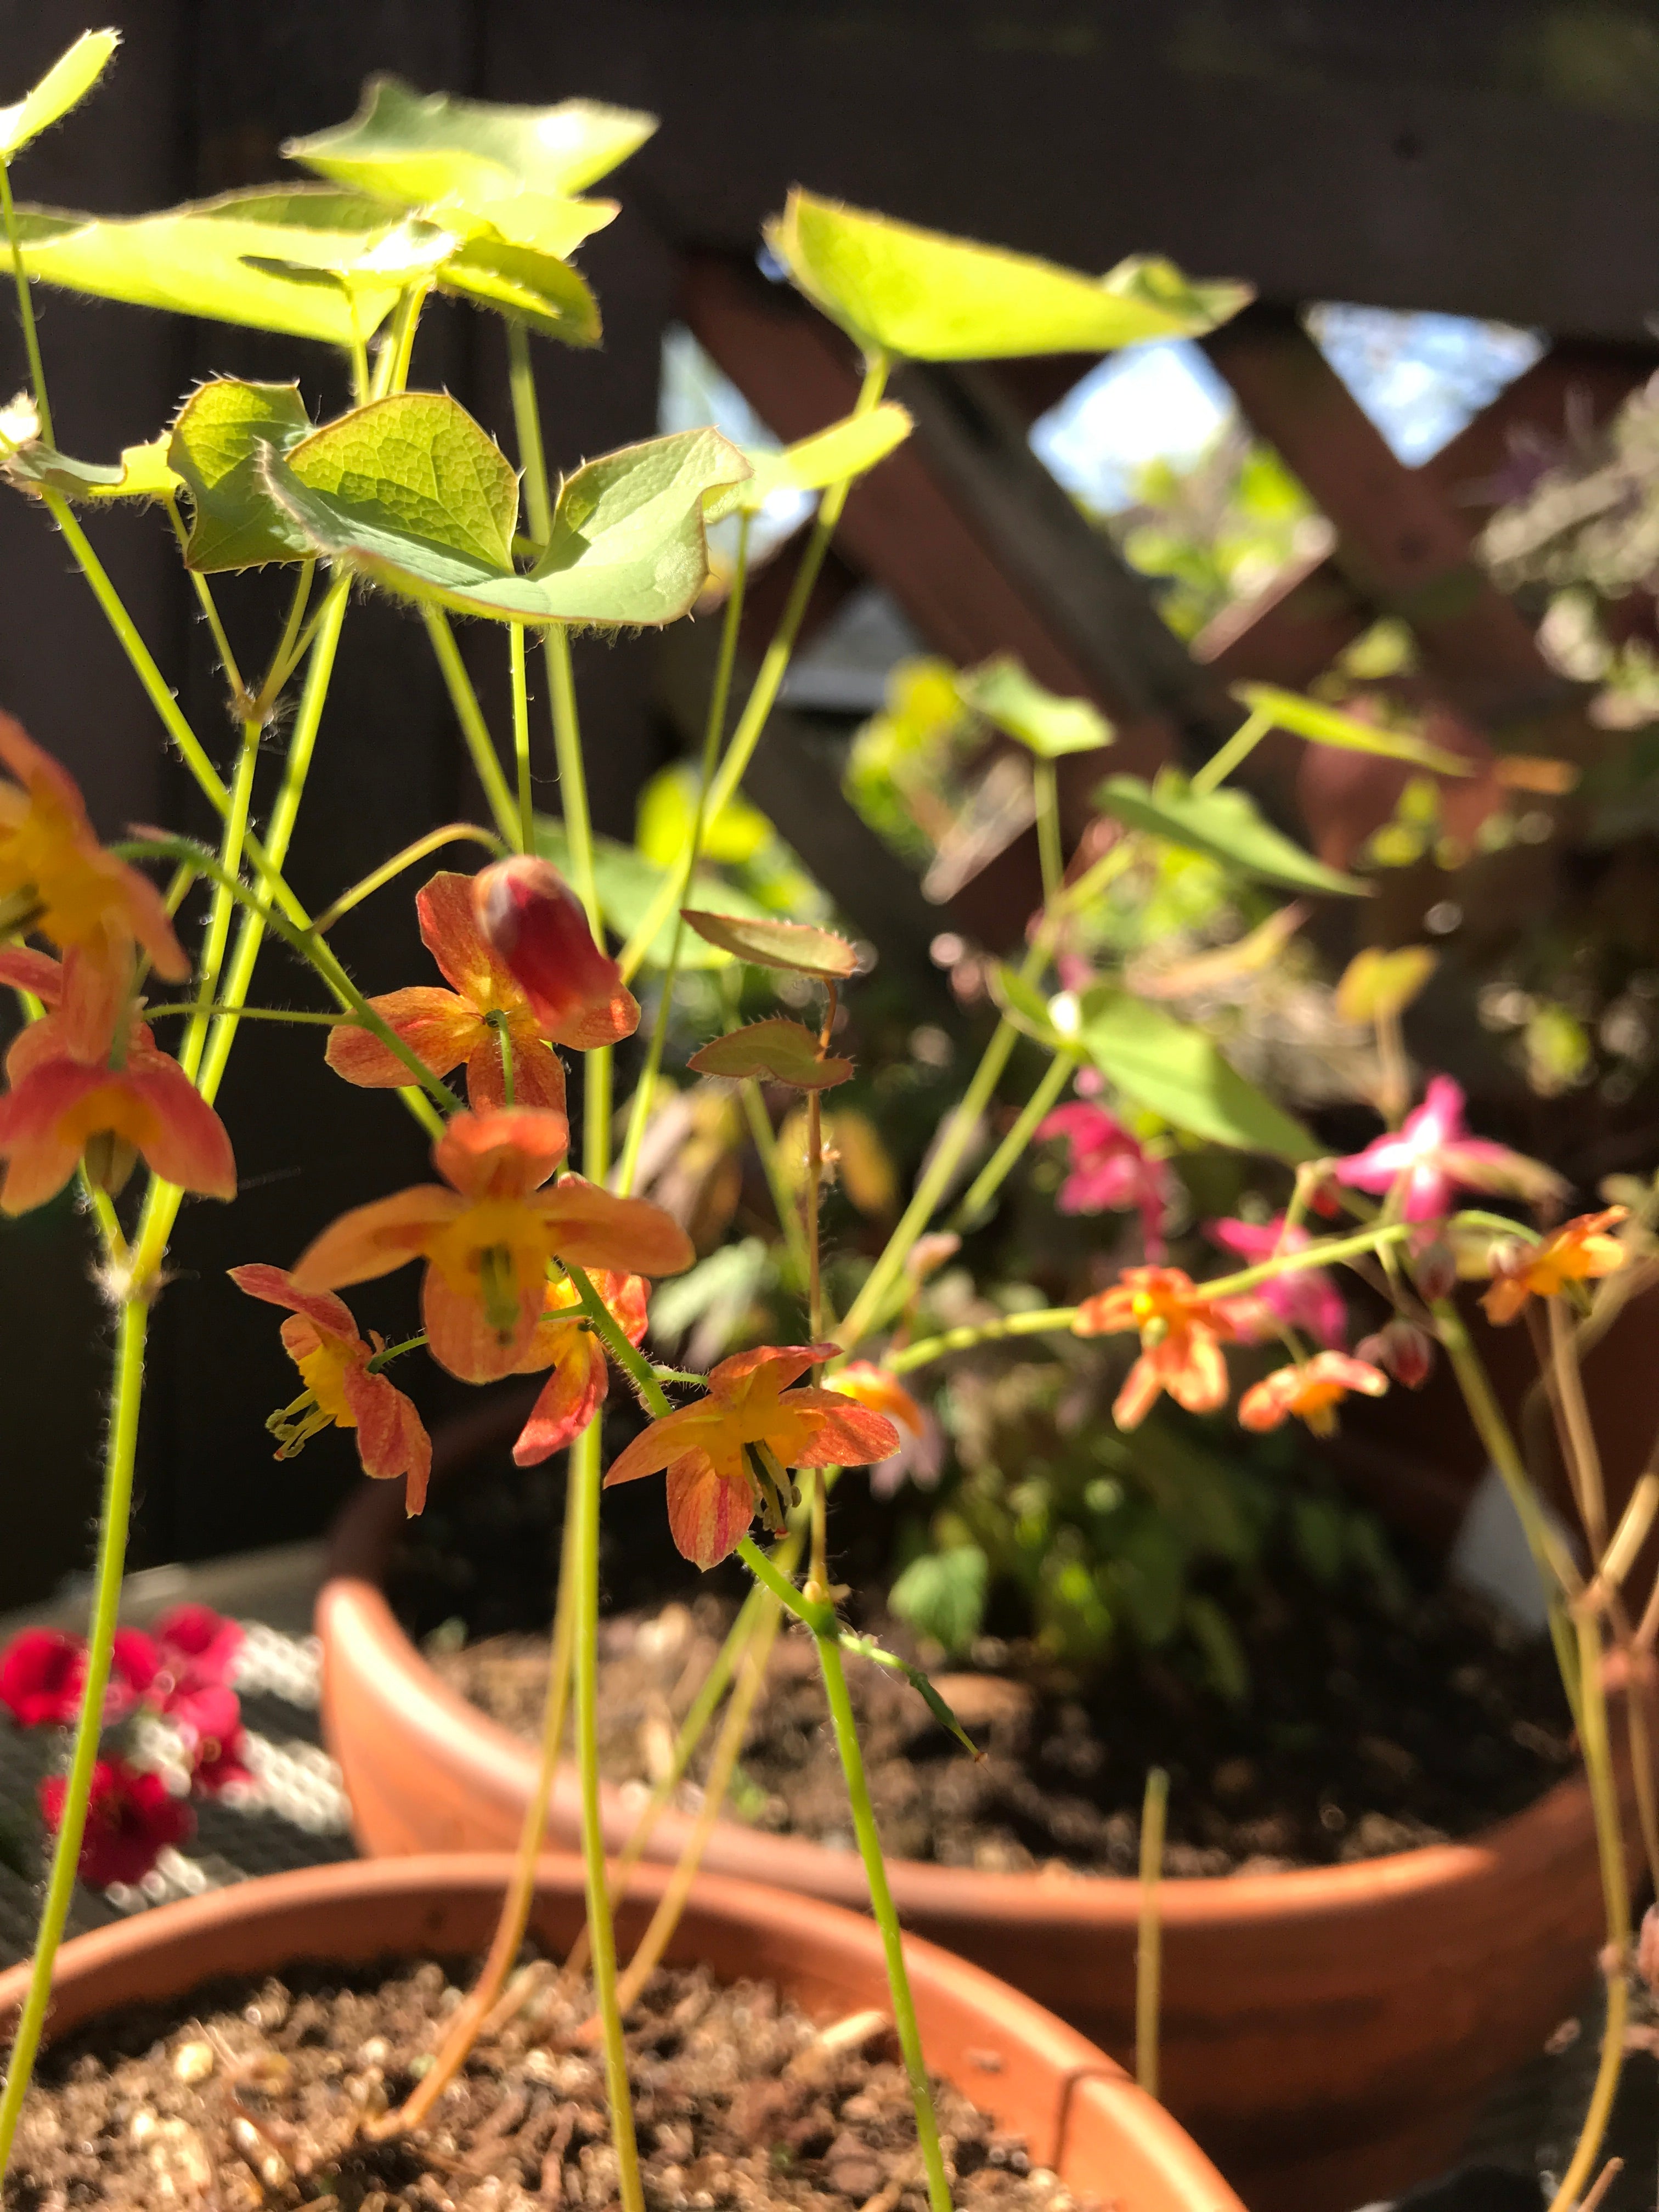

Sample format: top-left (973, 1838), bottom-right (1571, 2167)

top-left (0, 1853), bottom-right (1241, 2212)
top-left (319, 1464), bottom-right (1634, 2212)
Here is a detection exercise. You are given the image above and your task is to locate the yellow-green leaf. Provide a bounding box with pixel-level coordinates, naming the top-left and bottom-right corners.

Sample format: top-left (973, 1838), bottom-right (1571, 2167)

top-left (286, 76), bottom-right (656, 203)
top-left (689, 1018), bottom-right (853, 1090)
top-left (12, 188), bottom-right (407, 345)
top-left (1233, 684), bottom-right (1474, 776)
top-left (436, 228), bottom-right (600, 345)
top-left (430, 178), bottom-right (617, 262)
top-left (1335, 945), bottom-right (1438, 1026)
top-left (681, 911), bottom-right (857, 978)
top-left (0, 29), bottom-right (119, 161)
top-left (168, 380), bottom-right (314, 571)
top-left (1077, 989), bottom-right (1316, 1160)
top-left (704, 400), bottom-right (913, 520)
top-left (1096, 770), bottom-right (1367, 896)
top-left (765, 189), bottom-right (1251, 362)
top-left (1, 419), bottom-right (180, 503)
top-left (960, 655), bottom-right (1113, 759)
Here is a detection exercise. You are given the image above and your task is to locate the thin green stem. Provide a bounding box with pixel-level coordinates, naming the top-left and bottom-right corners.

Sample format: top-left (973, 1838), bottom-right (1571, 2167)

top-left (507, 319), bottom-right (554, 546)
top-left (885, 1305), bottom-right (1081, 1376)
top-left (1136, 1767), bottom-right (1169, 2099)
top-left (510, 625), bottom-right (533, 855)
top-left (545, 627), bottom-right (596, 926)
top-left (572, 1418), bottom-right (646, 2212)
top-left (1435, 1300), bottom-right (1583, 1603)
top-left (1032, 758), bottom-right (1062, 906)
top-left (950, 1051), bottom-right (1077, 1230)
top-left (567, 1263), bottom-right (672, 1417)
top-left (372, 282), bottom-right (428, 400)
top-left (740, 1081), bottom-right (811, 1284)
top-left (311, 823), bottom-right (506, 936)
top-left (0, 1299), bottom-right (145, 2169)
top-left (250, 561), bottom-right (315, 721)
top-left (164, 498), bottom-right (247, 707)
top-left (1189, 708), bottom-right (1273, 797)
top-left (178, 714), bottom-right (261, 1086)
top-left (148, 1002), bottom-right (346, 1025)
top-left (616, 510), bottom-right (753, 1199)
top-left (618, 357), bottom-right (891, 983)
top-left (422, 607), bottom-right (519, 847)
top-left (815, 1628), bottom-right (952, 2212)
top-left (0, 154), bottom-right (52, 444)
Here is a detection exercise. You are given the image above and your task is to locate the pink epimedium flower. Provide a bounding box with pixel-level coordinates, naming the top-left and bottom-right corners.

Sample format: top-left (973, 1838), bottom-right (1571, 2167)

top-left (1206, 1216), bottom-right (1347, 1350)
top-left (230, 1265), bottom-right (435, 1513)
top-left (1035, 1101), bottom-right (1173, 1254)
top-left (0, 1627), bottom-right (157, 1729)
top-left (1333, 1075), bottom-right (1565, 1223)
top-left (40, 1758), bottom-right (191, 1889)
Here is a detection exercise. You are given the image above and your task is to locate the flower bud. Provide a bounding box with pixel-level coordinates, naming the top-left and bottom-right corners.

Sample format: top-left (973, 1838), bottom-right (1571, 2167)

top-left (1356, 1319), bottom-right (1436, 1390)
top-left (472, 857), bottom-right (639, 1047)
top-left (1411, 1239), bottom-right (1457, 1305)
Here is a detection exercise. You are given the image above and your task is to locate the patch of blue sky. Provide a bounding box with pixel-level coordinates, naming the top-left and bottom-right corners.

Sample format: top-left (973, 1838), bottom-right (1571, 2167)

top-left (1306, 304), bottom-right (1545, 465)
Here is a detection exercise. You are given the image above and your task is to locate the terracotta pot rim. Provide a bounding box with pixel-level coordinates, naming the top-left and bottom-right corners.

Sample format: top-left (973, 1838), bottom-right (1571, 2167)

top-left (321, 1467), bottom-right (1596, 1924)
top-left (0, 1852), bottom-right (1243, 2212)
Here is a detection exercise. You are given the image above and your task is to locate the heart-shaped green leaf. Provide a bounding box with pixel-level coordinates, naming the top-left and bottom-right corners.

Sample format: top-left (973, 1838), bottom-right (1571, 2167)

top-left (1077, 989), bottom-right (1316, 1160)
top-left (704, 401), bottom-right (913, 521)
top-left (0, 414), bottom-right (180, 503)
top-left (765, 190), bottom-right (1252, 362)
top-left (167, 380), bottom-right (315, 571)
top-left (689, 1018), bottom-right (853, 1089)
top-left (13, 188), bottom-right (408, 344)
top-left (1096, 770), bottom-right (1367, 896)
top-left (960, 656), bottom-right (1113, 759)
top-left (535, 820), bottom-right (771, 968)
top-left (266, 417), bottom-right (746, 627)
top-left (1233, 684), bottom-right (1474, 775)
top-left (430, 179), bottom-right (617, 262)
top-left (436, 228), bottom-right (600, 345)
top-left (0, 29), bottom-right (120, 161)
top-left (681, 911), bottom-right (858, 978)
top-left (286, 77), bottom-right (657, 204)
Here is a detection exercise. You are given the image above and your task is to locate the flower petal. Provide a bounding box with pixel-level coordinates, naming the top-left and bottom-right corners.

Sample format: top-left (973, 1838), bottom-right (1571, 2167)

top-left (421, 1257), bottom-right (540, 1383)
top-left (602, 1400), bottom-right (720, 1487)
top-left (514, 1334), bottom-right (609, 1465)
top-left (465, 1023), bottom-right (568, 1115)
top-left (433, 1106), bottom-right (568, 1200)
top-left (325, 988), bottom-right (479, 1089)
top-left (416, 870), bottom-right (511, 1005)
top-left (340, 1359), bottom-right (433, 1507)
top-left (123, 1056), bottom-right (237, 1199)
top-left (291, 1186), bottom-right (464, 1290)
top-left (536, 1175), bottom-right (695, 1277)
top-left (778, 1387), bottom-right (902, 1467)
top-left (664, 1446), bottom-right (756, 1569)
top-left (0, 1060), bottom-right (100, 1212)
top-left (0, 947), bottom-right (61, 1003)
top-left (706, 1342), bottom-right (840, 1397)
top-left (228, 1263), bottom-right (362, 1347)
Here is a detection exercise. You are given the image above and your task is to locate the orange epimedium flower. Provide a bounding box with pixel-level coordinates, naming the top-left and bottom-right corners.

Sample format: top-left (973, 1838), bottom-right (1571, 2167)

top-left (1237, 1351), bottom-right (1389, 1437)
top-left (510, 1267), bottom-right (649, 1467)
top-left (828, 1361), bottom-right (928, 1436)
top-left (0, 713), bottom-right (186, 982)
top-left (325, 871), bottom-right (569, 1114)
top-left (229, 1265), bottom-right (434, 1510)
top-left (1073, 1265), bottom-right (1237, 1430)
top-left (603, 1344), bottom-right (902, 1571)
top-left (290, 1107), bottom-right (692, 1385)
top-left (1481, 1207), bottom-right (1629, 1325)
top-left (472, 856), bottom-right (639, 1047)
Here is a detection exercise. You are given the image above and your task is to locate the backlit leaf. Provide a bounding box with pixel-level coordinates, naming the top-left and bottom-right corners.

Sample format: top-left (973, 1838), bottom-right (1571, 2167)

top-left (889, 1546), bottom-right (989, 1657)
top-left (167, 380), bottom-right (314, 571)
top-left (681, 912), bottom-right (857, 979)
top-left (705, 400), bottom-right (913, 520)
top-left (765, 190), bottom-right (1252, 362)
top-left (286, 77), bottom-right (657, 204)
top-left (1077, 989), bottom-right (1316, 1160)
top-left (689, 1018), bottom-right (853, 1089)
top-left (2, 426), bottom-right (180, 503)
top-left (1096, 770), bottom-right (1366, 896)
top-left (430, 179), bottom-right (617, 262)
top-left (0, 29), bottom-right (120, 161)
top-left (961, 656), bottom-right (1113, 759)
top-left (435, 228), bottom-right (600, 344)
top-left (1336, 945), bottom-right (1438, 1026)
top-left (12, 188), bottom-right (406, 345)
top-left (1233, 684), bottom-right (1474, 775)
top-left (527, 429), bottom-right (749, 624)
top-left (986, 962), bottom-right (1066, 1047)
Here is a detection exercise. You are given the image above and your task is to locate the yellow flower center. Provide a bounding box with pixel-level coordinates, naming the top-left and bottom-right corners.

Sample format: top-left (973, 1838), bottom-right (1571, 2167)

top-left (296, 1339), bottom-right (356, 1429)
top-left (425, 1197), bottom-right (557, 1338)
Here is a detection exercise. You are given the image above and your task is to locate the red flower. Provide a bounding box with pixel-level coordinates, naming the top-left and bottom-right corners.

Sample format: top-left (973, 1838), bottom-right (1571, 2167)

top-left (472, 856), bottom-right (639, 1044)
top-left (1237, 1351), bottom-right (1389, 1437)
top-left (40, 1758), bottom-right (191, 1889)
top-left (1073, 1266), bottom-right (1237, 1430)
top-left (325, 870), bottom-right (578, 1114)
top-left (0, 1627), bottom-right (157, 1728)
top-left (230, 1264), bottom-right (434, 1510)
top-left (604, 1345), bottom-right (901, 1570)
top-left (150, 1604), bottom-right (242, 1699)
top-left (170, 1684), bottom-right (252, 1795)
top-left (290, 1108), bottom-right (691, 1384)
top-left (1036, 1102), bottom-right (1173, 1252)
top-left (510, 1268), bottom-right (649, 1466)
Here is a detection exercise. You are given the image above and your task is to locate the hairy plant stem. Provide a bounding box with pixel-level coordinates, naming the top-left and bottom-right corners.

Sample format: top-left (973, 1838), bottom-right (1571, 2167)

top-left (741, 1081), bottom-right (812, 1285)
top-left (510, 624), bottom-right (534, 855)
top-left (950, 1051), bottom-right (1078, 1231)
top-left (422, 608), bottom-right (520, 846)
top-left (617, 356), bottom-right (891, 984)
top-left (177, 713), bottom-right (261, 1087)
top-left (311, 823), bottom-right (506, 937)
top-left (0, 153), bottom-right (52, 443)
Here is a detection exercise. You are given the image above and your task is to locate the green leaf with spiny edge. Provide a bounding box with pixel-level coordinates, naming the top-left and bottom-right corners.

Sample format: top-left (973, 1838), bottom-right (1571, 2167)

top-left (436, 228), bottom-right (600, 345)
top-left (286, 76), bottom-right (657, 204)
top-left (11, 188), bottom-right (408, 345)
top-left (889, 1546), bottom-right (989, 1659)
top-left (681, 911), bottom-right (857, 979)
top-left (0, 409), bottom-right (181, 504)
top-left (266, 419), bottom-right (747, 627)
top-left (0, 29), bottom-right (120, 161)
top-left (1096, 769), bottom-right (1367, 896)
top-left (1076, 987), bottom-right (1317, 1161)
top-left (167, 380), bottom-right (315, 572)
top-left (534, 818), bottom-right (771, 968)
top-left (689, 1019), bottom-right (854, 1090)
top-left (959, 655), bottom-right (1113, 759)
top-left (765, 189), bottom-right (1252, 363)
top-left (430, 179), bottom-right (617, 262)
top-left (704, 401), bottom-right (913, 521)
top-left (1232, 684), bottom-right (1474, 775)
